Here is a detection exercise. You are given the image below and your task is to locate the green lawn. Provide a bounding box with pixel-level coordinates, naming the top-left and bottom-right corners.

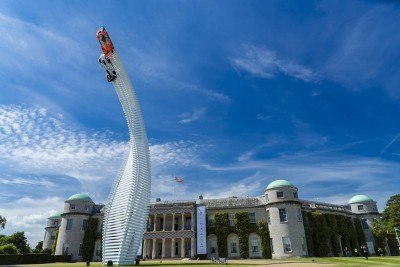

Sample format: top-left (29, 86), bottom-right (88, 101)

top-left (14, 257), bottom-right (400, 267)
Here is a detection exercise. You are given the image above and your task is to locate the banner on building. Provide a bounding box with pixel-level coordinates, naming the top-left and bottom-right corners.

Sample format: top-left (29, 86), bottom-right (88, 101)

top-left (196, 205), bottom-right (207, 254)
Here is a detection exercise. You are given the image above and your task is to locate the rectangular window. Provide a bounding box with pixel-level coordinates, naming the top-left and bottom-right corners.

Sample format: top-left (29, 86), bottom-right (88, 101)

top-left (265, 194), bottom-right (269, 202)
top-left (282, 237), bottom-right (292, 252)
top-left (228, 213), bottom-right (235, 227)
top-left (96, 245), bottom-right (101, 256)
top-left (63, 244), bottom-right (69, 255)
top-left (230, 242), bottom-right (237, 253)
top-left (50, 233), bottom-right (55, 240)
top-left (208, 215), bottom-right (214, 227)
top-left (361, 218), bottom-right (369, 229)
top-left (251, 239), bottom-right (260, 253)
top-left (54, 220), bottom-right (59, 226)
top-left (249, 212), bottom-right (256, 224)
top-left (270, 238), bottom-right (274, 253)
top-left (277, 191), bottom-right (284, 198)
top-left (293, 192), bottom-right (298, 198)
top-left (210, 240), bottom-right (217, 254)
top-left (84, 205), bottom-right (90, 211)
top-left (160, 218), bottom-right (164, 230)
top-left (78, 244), bottom-right (83, 256)
top-left (266, 210), bottom-right (271, 224)
top-left (358, 205), bottom-right (364, 211)
top-left (296, 208), bottom-right (302, 222)
top-left (70, 204), bottom-right (75, 210)
top-left (66, 219), bottom-right (73, 230)
top-left (82, 219), bottom-right (88, 231)
top-left (279, 208), bottom-right (287, 222)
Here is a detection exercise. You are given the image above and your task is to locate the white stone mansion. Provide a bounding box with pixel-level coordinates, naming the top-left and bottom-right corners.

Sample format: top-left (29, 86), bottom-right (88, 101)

top-left (43, 179), bottom-right (383, 261)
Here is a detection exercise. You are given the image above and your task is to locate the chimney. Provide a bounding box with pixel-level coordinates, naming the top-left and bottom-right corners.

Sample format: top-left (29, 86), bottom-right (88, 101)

top-left (156, 198), bottom-right (161, 202)
top-left (198, 195), bottom-right (203, 200)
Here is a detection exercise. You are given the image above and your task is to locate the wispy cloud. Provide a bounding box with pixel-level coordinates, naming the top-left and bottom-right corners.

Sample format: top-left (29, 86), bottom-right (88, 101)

top-left (380, 133), bottom-right (400, 154)
top-left (129, 46), bottom-right (232, 104)
top-left (178, 107), bottom-right (207, 124)
top-left (231, 44), bottom-right (317, 82)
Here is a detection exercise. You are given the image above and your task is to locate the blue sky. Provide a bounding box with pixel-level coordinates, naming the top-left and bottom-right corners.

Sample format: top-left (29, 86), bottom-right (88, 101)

top-left (0, 0), bottom-right (400, 246)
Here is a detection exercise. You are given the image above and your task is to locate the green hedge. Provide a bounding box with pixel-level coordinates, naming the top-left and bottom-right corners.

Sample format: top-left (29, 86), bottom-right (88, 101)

top-left (0, 253), bottom-right (71, 265)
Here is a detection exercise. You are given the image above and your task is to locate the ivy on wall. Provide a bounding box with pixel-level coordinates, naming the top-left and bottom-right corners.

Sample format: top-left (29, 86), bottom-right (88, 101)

top-left (302, 211), bottom-right (365, 257)
top-left (311, 212), bottom-right (329, 256)
top-left (302, 211), bottom-right (314, 256)
top-left (353, 218), bottom-right (366, 251)
top-left (324, 214), bottom-right (340, 256)
top-left (51, 230), bottom-right (58, 255)
top-left (207, 212), bottom-right (271, 259)
top-left (257, 221), bottom-right (271, 259)
top-left (213, 213), bottom-right (230, 257)
top-left (234, 212), bottom-right (250, 259)
top-left (82, 218), bottom-right (99, 265)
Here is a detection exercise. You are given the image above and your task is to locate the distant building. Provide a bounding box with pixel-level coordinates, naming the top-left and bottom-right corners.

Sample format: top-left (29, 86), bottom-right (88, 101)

top-left (43, 193), bottom-right (104, 261)
top-left (43, 180), bottom-right (384, 261)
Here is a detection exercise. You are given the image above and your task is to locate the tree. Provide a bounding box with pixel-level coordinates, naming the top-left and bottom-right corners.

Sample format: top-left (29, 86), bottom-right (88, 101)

top-left (0, 215), bottom-right (6, 230)
top-left (371, 219), bottom-right (387, 256)
top-left (0, 231), bottom-right (31, 254)
top-left (382, 194), bottom-right (400, 232)
top-left (33, 241), bottom-right (43, 253)
top-left (82, 218), bottom-right (99, 266)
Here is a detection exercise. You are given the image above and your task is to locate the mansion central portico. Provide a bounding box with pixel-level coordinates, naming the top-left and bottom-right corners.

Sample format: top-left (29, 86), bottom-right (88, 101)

top-left (142, 200), bottom-right (197, 259)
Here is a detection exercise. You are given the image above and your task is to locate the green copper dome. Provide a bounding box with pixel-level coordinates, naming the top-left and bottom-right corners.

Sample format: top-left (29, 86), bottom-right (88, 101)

top-left (348, 195), bottom-right (373, 204)
top-left (266, 179), bottom-right (295, 190)
top-left (67, 193), bottom-right (93, 202)
top-left (48, 211), bottom-right (62, 219)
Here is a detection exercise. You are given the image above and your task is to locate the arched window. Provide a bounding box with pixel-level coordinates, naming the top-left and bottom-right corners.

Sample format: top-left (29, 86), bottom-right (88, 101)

top-left (207, 234), bottom-right (218, 257)
top-left (248, 233), bottom-right (261, 257)
top-left (227, 233), bottom-right (240, 258)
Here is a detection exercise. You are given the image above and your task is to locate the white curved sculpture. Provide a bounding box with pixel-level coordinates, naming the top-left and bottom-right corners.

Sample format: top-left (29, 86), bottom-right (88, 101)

top-left (97, 27), bottom-right (151, 265)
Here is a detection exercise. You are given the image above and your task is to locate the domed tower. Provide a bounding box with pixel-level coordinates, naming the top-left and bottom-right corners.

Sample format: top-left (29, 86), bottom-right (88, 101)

top-left (43, 212), bottom-right (62, 250)
top-left (348, 195), bottom-right (380, 254)
top-left (264, 179), bottom-right (307, 258)
top-left (55, 194), bottom-right (94, 260)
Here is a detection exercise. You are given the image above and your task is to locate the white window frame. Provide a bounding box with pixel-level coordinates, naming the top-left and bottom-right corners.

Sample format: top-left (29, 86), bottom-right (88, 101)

top-left (361, 218), bottom-right (369, 229)
top-left (249, 212), bottom-right (256, 224)
top-left (358, 205), bottom-right (364, 211)
top-left (266, 210), bottom-right (271, 224)
top-left (228, 213), bottom-right (235, 227)
top-left (282, 237), bottom-right (292, 253)
top-left (277, 191), bottom-right (284, 198)
top-left (270, 238), bottom-right (274, 253)
top-left (296, 208), bottom-right (302, 222)
top-left (66, 219), bottom-right (73, 231)
top-left (70, 204), bottom-right (76, 210)
top-left (279, 208), bottom-right (287, 222)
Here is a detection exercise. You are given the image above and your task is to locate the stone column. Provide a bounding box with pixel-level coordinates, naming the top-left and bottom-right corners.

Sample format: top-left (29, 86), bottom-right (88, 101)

top-left (182, 213), bottom-right (185, 230)
top-left (153, 214), bottom-right (157, 231)
top-left (191, 212), bottom-right (194, 231)
top-left (152, 239), bottom-right (156, 259)
top-left (191, 238), bottom-right (195, 257)
top-left (181, 238), bottom-right (185, 258)
top-left (162, 239), bottom-right (166, 258)
top-left (171, 238), bottom-right (175, 258)
top-left (143, 239), bottom-right (147, 259)
top-left (163, 213), bottom-right (166, 231)
top-left (172, 213), bottom-right (175, 231)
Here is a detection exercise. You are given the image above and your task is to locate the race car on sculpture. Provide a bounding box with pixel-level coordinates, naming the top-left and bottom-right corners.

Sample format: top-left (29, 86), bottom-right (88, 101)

top-left (99, 54), bottom-right (117, 82)
top-left (96, 27), bottom-right (115, 58)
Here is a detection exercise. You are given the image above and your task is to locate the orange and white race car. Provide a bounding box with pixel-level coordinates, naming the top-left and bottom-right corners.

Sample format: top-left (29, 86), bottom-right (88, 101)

top-left (96, 27), bottom-right (114, 58)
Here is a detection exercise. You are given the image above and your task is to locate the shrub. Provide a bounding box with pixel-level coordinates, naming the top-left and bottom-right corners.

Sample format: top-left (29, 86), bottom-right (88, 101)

top-left (0, 244), bottom-right (19, 254)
